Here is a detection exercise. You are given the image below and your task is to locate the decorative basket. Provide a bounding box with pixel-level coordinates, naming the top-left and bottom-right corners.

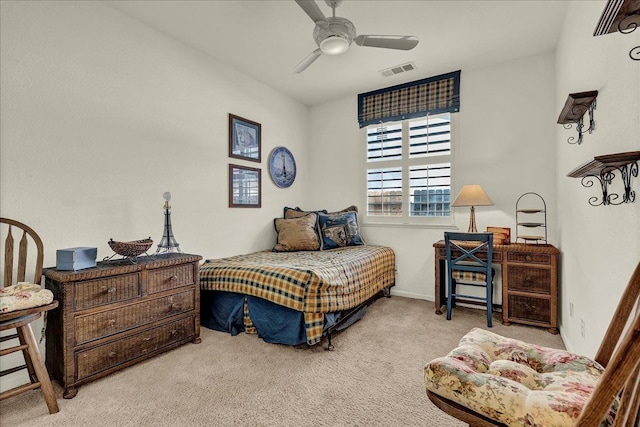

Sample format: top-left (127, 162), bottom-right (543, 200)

top-left (108, 238), bottom-right (153, 258)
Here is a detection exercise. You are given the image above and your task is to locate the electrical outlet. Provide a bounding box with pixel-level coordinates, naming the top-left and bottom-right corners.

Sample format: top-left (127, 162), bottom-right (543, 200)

top-left (581, 319), bottom-right (585, 338)
top-left (570, 302), bottom-right (574, 317)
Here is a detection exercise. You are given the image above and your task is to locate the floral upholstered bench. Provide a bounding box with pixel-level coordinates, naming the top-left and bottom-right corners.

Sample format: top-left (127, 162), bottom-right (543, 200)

top-left (424, 328), bottom-right (612, 426)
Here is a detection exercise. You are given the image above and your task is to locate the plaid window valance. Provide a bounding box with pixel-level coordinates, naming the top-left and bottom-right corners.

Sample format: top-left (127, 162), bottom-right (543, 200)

top-left (357, 70), bottom-right (461, 128)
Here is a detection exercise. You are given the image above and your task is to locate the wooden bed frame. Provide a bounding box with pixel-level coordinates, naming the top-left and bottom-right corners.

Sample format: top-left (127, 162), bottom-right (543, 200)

top-left (427, 261), bottom-right (640, 426)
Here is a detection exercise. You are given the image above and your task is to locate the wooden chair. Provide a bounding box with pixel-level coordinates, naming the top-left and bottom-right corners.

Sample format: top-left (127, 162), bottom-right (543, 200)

top-left (0, 217), bottom-right (59, 414)
top-left (425, 261), bottom-right (640, 426)
top-left (444, 232), bottom-right (494, 327)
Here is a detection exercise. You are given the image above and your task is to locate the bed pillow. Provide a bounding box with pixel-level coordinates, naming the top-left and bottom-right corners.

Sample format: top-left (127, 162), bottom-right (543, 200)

top-left (318, 211), bottom-right (365, 250)
top-left (284, 205), bottom-right (357, 218)
top-left (327, 205), bottom-right (358, 215)
top-left (273, 213), bottom-right (321, 252)
top-left (283, 206), bottom-right (328, 219)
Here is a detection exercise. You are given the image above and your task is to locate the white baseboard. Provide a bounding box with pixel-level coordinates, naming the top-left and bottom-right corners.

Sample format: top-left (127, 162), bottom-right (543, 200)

top-left (389, 289), bottom-right (434, 301)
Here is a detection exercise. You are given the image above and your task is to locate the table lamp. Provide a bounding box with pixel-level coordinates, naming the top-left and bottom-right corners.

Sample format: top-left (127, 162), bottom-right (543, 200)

top-left (452, 184), bottom-right (494, 232)
top-left (156, 192), bottom-right (181, 254)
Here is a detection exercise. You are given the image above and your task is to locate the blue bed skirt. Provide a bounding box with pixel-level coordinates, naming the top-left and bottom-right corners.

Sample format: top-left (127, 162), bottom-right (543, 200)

top-left (200, 290), bottom-right (366, 346)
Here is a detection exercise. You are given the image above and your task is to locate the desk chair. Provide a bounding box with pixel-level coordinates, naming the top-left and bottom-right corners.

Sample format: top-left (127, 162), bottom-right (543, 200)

top-left (444, 232), bottom-right (494, 327)
top-left (0, 217), bottom-right (59, 414)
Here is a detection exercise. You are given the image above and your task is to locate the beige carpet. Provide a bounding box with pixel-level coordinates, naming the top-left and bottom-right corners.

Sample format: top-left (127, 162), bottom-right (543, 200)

top-left (0, 296), bottom-right (564, 427)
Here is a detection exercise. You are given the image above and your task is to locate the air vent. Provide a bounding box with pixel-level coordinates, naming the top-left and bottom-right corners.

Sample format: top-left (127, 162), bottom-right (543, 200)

top-left (380, 62), bottom-right (416, 77)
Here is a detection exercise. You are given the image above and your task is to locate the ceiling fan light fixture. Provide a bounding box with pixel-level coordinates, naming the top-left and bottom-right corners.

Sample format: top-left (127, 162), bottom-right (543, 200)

top-left (319, 35), bottom-right (350, 55)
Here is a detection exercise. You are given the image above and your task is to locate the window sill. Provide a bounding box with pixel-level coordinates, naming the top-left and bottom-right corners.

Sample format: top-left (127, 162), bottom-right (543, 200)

top-left (361, 221), bottom-right (457, 230)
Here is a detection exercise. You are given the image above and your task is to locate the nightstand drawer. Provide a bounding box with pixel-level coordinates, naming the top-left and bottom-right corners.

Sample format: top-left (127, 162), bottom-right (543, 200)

top-left (147, 264), bottom-right (194, 294)
top-left (507, 266), bottom-right (551, 294)
top-left (75, 316), bottom-right (195, 381)
top-left (507, 251), bottom-right (551, 265)
top-left (75, 289), bottom-right (195, 344)
top-left (508, 295), bottom-right (551, 324)
top-left (74, 273), bottom-right (141, 310)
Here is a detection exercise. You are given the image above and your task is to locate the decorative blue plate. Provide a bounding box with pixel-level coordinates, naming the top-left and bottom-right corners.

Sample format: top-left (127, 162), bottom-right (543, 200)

top-left (269, 147), bottom-right (296, 188)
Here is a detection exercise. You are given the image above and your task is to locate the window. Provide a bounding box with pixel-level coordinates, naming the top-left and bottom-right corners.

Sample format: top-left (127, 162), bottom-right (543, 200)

top-left (366, 113), bottom-right (452, 224)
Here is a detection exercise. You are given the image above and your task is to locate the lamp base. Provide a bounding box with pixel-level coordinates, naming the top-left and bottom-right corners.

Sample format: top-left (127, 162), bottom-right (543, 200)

top-left (467, 206), bottom-right (477, 233)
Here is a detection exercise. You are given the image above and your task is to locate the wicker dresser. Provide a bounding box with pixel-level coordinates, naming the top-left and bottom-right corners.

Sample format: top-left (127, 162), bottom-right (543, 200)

top-left (44, 253), bottom-right (202, 398)
top-left (502, 245), bottom-right (560, 334)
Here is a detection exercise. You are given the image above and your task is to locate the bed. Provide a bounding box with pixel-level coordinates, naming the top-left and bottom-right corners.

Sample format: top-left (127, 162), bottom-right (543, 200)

top-left (199, 245), bottom-right (395, 348)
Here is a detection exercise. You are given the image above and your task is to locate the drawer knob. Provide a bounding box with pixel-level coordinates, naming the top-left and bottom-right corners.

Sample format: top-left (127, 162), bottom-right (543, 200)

top-left (524, 276), bottom-right (533, 284)
top-left (106, 287), bottom-right (116, 294)
top-left (142, 337), bottom-right (151, 342)
top-left (170, 303), bottom-right (182, 311)
top-left (168, 275), bottom-right (178, 283)
top-left (524, 303), bottom-right (536, 312)
top-left (108, 351), bottom-right (117, 358)
top-left (107, 319), bottom-right (116, 326)
top-left (525, 255), bottom-right (532, 261)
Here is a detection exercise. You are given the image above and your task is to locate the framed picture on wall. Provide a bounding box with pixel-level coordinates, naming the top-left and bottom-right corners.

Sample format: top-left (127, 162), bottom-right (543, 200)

top-left (229, 164), bottom-right (261, 208)
top-left (229, 114), bottom-right (261, 162)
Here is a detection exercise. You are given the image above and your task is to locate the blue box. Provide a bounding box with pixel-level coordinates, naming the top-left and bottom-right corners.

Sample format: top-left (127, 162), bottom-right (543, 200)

top-left (56, 247), bottom-right (97, 271)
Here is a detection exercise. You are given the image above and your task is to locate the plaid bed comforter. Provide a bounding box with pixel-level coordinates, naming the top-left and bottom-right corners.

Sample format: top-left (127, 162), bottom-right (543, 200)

top-left (199, 245), bottom-right (395, 344)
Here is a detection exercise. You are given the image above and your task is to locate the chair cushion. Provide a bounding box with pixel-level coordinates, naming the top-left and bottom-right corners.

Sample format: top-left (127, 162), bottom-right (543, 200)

top-left (452, 270), bottom-right (487, 282)
top-left (424, 328), bottom-right (615, 426)
top-left (0, 282), bottom-right (54, 313)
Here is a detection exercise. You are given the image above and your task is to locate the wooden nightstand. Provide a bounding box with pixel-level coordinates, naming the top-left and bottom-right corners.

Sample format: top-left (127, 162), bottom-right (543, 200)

top-left (44, 253), bottom-right (202, 398)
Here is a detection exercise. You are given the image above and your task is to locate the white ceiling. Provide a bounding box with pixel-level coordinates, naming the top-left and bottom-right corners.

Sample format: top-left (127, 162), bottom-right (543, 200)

top-left (104, 0), bottom-right (570, 107)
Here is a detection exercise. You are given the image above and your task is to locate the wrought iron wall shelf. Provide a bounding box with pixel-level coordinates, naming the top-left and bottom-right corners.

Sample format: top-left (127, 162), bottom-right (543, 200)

top-left (594, 0), bottom-right (640, 61)
top-left (567, 151), bottom-right (640, 206)
top-left (557, 91), bottom-right (598, 145)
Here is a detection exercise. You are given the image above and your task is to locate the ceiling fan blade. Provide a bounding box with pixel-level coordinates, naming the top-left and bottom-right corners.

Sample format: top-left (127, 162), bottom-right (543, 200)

top-left (292, 48), bottom-right (322, 74)
top-left (295, 0), bottom-right (326, 23)
top-left (354, 35), bottom-right (419, 50)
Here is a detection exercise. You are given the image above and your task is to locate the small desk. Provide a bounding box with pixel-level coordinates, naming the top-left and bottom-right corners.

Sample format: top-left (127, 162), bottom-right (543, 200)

top-left (433, 240), bottom-right (560, 334)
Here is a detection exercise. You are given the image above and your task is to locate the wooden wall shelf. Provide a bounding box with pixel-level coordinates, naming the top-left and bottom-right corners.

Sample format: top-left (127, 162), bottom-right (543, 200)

top-left (594, 0), bottom-right (640, 61)
top-left (557, 91), bottom-right (598, 145)
top-left (567, 151), bottom-right (640, 206)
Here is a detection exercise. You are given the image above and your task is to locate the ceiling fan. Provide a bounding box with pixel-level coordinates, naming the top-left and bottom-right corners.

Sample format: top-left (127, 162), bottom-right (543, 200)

top-left (293, 0), bottom-right (419, 73)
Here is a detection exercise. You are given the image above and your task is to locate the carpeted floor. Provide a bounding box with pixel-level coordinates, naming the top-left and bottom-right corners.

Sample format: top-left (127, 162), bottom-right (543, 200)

top-left (0, 296), bottom-right (564, 426)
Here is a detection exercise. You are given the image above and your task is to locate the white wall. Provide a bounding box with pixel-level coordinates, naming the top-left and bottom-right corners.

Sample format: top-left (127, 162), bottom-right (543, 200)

top-left (308, 52), bottom-right (557, 302)
top-left (0, 0), bottom-right (311, 391)
top-left (555, 1), bottom-right (640, 356)
top-left (1, 0), bottom-right (312, 262)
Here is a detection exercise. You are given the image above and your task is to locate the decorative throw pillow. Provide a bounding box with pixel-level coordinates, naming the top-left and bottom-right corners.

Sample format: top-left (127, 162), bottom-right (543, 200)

top-left (318, 211), bottom-right (365, 250)
top-left (273, 213), bottom-right (321, 252)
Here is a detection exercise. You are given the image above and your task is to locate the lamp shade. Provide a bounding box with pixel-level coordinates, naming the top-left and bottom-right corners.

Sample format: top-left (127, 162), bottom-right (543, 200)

top-left (452, 185), bottom-right (494, 207)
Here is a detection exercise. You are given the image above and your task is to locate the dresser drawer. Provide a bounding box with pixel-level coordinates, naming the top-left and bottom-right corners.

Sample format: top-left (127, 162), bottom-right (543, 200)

top-left (75, 316), bottom-right (195, 381)
top-left (507, 251), bottom-right (551, 265)
top-left (508, 295), bottom-right (551, 324)
top-left (74, 273), bottom-right (142, 310)
top-left (147, 264), bottom-right (195, 294)
top-left (74, 289), bottom-right (195, 345)
top-left (507, 266), bottom-right (551, 294)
